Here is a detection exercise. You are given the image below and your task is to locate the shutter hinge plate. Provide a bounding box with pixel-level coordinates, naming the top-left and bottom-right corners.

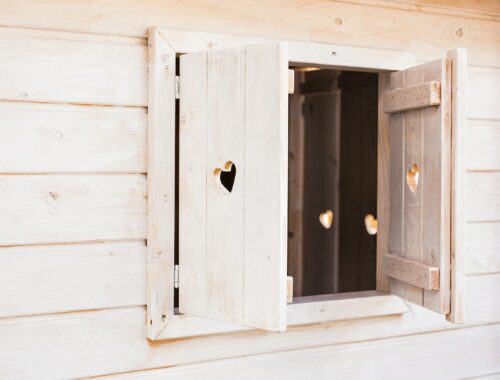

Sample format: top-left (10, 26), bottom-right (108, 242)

top-left (174, 264), bottom-right (179, 289)
top-left (175, 76), bottom-right (180, 99)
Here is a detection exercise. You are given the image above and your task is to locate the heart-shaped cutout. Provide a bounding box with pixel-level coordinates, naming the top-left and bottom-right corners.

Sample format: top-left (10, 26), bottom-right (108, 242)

top-left (364, 214), bottom-right (378, 235)
top-left (406, 163), bottom-right (420, 193)
top-left (319, 209), bottom-right (333, 229)
top-left (213, 161), bottom-right (236, 193)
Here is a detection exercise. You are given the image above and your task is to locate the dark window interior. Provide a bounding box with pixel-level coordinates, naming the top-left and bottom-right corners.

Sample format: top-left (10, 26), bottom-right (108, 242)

top-left (288, 68), bottom-right (379, 297)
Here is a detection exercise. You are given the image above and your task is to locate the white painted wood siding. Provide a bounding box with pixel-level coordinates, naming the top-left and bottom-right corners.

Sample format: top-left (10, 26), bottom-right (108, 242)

top-left (0, 1), bottom-right (498, 379)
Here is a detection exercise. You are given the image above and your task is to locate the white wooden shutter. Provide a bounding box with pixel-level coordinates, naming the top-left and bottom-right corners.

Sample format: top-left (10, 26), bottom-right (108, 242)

top-left (179, 42), bottom-right (288, 331)
top-left (381, 49), bottom-right (466, 320)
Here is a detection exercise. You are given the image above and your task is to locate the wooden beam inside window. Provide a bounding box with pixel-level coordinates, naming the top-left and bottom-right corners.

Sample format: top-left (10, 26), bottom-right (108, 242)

top-left (382, 81), bottom-right (441, 113)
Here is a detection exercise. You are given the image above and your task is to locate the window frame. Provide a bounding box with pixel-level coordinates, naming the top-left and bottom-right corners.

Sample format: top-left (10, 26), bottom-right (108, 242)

top-left (147, 27), bottom-right (416, 341)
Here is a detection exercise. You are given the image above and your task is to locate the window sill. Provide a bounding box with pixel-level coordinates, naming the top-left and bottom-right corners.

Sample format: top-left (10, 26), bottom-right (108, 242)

top-left (153, 292), bottom-right (409, 341)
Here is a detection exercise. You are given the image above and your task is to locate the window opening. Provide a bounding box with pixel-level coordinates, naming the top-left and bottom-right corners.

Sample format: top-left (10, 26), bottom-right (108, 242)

top-left (288, 68), bottom-right (379, 297)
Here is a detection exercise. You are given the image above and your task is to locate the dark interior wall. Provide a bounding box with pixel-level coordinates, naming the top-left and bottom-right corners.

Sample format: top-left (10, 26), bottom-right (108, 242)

top-left (288, 69), bottom-right (340, 297)
top-left (301, 70), bottom-right (340, 296)
top-left (288, 69), bottom-right (378, 297)
top-left (287, 70), bottom-right (306, 296)
top-left (337, 72), bottom-right (378, 292)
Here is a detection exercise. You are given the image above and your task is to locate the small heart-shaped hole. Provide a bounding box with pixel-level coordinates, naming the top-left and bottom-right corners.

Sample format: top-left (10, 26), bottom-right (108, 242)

top-left (406, 163), bottom-right (420, 193)
top-left (364, 214), bottom-right (378, 235)
top-left (213, 161), bottom-right (236, 193)
top-left (319, 209), bottom-right (333, 229)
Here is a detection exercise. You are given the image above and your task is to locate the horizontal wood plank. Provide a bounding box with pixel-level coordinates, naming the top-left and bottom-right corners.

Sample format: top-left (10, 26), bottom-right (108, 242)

top-left (0, 241), bottom-right (146, 317)
top-left (0, 272), bottom-right (498, 379)
top-left (382, 81), bottom-right (441, 113)
top-left (468, 67), bottom-right (500, 120)
top-left (0, 28), bottom-right (147, 106)
top-left (0, 1), bottom-right (498, 67)
top-left (158, 293), bottom-right (408, 340)
top-left (467, 120), bottom-right (500, 171)
top-left (102, 325), bottom-right (500, 380)
top-left (0, 174), bottom-right (147, 246)
top-left (0, 230), bottom-right (495, 321)
top-left (0, 102), bottom-right (147, 173)
top-left (466, 222), bottom-right (500, 275)
top-left (344, 0), bottom-right (500, 21)
top-left (467, 172), bottom-right (500, 222)
top-left (288, 293), bottom-right (409, 325)
top-left (465, 273), bottom-right (500, 324)
top-left (470, 374), bottom-right (500, 380)
top-left (383, 253), bottom-right (440, 290)
top-left (289, 41), bottom-right (415, 71)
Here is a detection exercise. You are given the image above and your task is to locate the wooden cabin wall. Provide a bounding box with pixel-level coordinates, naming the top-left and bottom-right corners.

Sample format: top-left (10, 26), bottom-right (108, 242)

top-left (0, 1), bottom-right (499, 378)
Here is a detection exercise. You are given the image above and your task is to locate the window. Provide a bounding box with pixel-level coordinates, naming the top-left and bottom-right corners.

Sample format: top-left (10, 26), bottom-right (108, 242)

top-left (288, 68), bottom-right (379, 297)
top-left (146, 28), bottom-right (466, 340)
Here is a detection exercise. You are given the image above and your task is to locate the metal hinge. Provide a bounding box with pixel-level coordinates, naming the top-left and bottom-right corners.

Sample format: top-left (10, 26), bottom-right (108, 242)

top-left (175, 76), bottom-right (180, 99)
top-left (174, 264), bottom-right (179, 289)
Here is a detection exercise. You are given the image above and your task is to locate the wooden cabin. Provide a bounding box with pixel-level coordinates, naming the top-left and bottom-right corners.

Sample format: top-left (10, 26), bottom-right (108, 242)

top-left (0, 1), bottom-right (499, 378)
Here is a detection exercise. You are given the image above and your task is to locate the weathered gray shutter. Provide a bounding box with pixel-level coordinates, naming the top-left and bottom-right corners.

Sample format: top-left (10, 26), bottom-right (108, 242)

top-left (381, 49), bottom-right (466, 322)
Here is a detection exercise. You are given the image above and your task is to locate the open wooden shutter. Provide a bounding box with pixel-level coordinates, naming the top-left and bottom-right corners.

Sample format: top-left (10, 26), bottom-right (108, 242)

top-left (381, 49), bottom-right (466, 321)
top-left (178, 42), bottom-right (288, 331)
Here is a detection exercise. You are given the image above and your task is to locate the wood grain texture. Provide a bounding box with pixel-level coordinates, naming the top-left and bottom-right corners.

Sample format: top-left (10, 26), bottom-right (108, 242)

top-left (0, 229), bottom-right (494, 323)
top-left (382, 81), bottom-right (441, 113)
top-left (0, 241), bottom-right (146, 317)
top-left (447, 48), bottom-right (467, 323)
top-left (179, 51), bottom-right (208, 318)
top-left (179, 43), bottom-right (287, 331)
top-left (422, 57), bottom-right (452, 314)
top-left (205, 46), bottom-right (246, 326)
top-left (0, 279), bottom-right (498, 380)
top-left (146, 28), bottom-right (176, 339)
top-left (467, 120), bottom-right (500, 171)
top-left (101, 324), bottom-right (500, 380)
top-left (403, 64), bottom-right (425, 306)
top-left (385, 59), bottom-right (451, 314)
top-left (338, 0), bottom-right (500, 21)
top-left (0, 102), bottom-right (147, 173)
top-left (287, 70), bottom-right (306, 296)
top-left (468, 67), bottom-right (500, 120)
top-left (466, 172), bottom-right (500, 222)
top-left (0, 27), bottom-right (146, 106)
top-left (180, 47), bottom-right (247, 327)
top-left (289, 41), bottom-right (415, 71)
top-left (0, 1), bottom-right (498, 66)
top-left (156, 30), bottom-right (415, 72)
top-left (288, 293), bottom-right (408, 325)
top-left (376, 73), bottom-right (391, 292)
top-left (0, 174), bottom-right (146, 246)
top-left (0, 2), bottom-right (494, 379)
top-left (387, 70), bottom-right (407, 302)
top-left (466, 222), bottom-right (500, 275)
top-left (465, 273), bottom-right (500, 323)
top-left (383, 253), bottom-right (440, 291)
top-left (244, 42), bottom-right (288, 331)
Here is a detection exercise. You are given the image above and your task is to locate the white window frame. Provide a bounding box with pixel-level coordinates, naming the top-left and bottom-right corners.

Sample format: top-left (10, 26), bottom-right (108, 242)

top-left (147, 27), bottom-right (416, 341)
